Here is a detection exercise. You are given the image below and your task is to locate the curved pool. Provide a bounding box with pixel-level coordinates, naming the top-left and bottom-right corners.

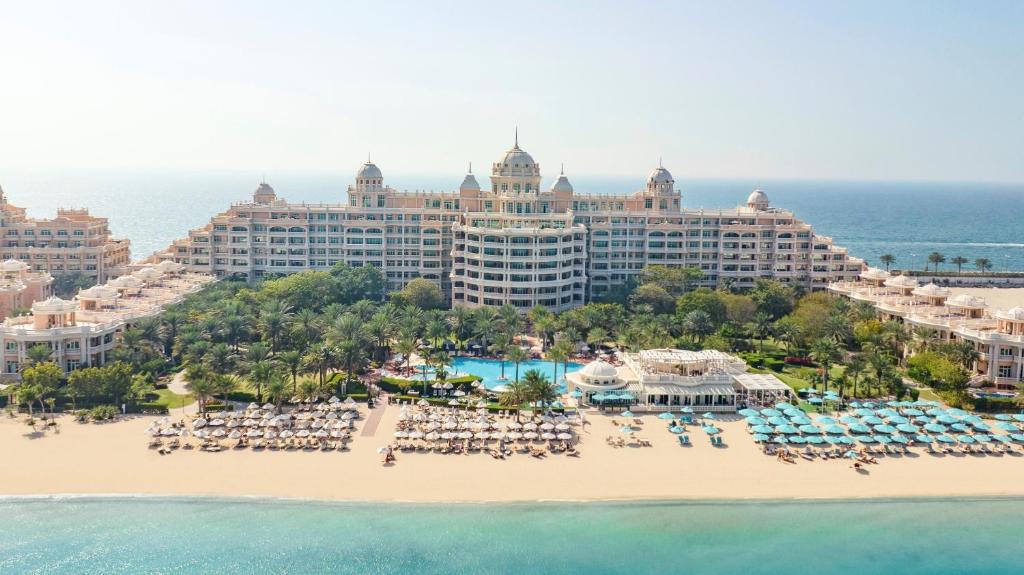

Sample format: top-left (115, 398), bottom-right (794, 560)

top-left (449, 357), bottom-right (583, 391)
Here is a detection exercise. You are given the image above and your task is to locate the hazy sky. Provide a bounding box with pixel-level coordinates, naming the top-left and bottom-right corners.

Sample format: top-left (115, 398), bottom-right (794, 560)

top-left (1, 1), bottom-right (1022, 182)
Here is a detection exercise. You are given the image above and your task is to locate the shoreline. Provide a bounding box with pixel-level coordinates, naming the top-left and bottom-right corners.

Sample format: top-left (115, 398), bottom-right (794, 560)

top-left (7, 408), bottom-right (1024, 505)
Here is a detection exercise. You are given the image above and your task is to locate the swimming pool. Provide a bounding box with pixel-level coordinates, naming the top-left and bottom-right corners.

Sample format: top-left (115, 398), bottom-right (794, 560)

top-left (450, 357), bottom-right (583, 391)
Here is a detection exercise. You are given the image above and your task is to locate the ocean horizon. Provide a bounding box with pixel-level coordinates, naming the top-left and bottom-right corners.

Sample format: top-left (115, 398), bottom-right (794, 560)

top-left (2, 494), bottom-right (1022, 574)
top-left (5, 170), bottom-right (1024, 272)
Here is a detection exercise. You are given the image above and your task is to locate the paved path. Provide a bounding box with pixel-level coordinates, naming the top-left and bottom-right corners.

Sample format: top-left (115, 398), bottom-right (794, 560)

top-left (167, 371), bottom-right (199, 415)
top-left (359, 396), bottom-right (388, 438)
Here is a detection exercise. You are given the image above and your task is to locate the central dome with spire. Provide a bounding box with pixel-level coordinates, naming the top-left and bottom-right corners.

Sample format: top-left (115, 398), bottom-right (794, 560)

top-left (492, 130), bottom-right (541, 181)
top-left (496, 129), bottom-right (536, 169)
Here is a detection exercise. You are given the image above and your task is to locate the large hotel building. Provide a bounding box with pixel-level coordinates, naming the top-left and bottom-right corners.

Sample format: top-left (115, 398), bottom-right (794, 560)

top-left (157, 139), bottom-right (864, 312)
top-left (0, 187), bottom-right (130, 283)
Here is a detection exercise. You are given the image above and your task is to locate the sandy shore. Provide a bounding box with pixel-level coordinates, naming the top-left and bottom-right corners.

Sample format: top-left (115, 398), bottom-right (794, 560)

top-left (5, 403), bottom-right (1024, 503)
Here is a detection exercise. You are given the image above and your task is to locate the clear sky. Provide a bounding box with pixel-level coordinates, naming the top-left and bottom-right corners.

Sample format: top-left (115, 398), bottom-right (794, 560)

top-left (1, 0), bottom-right (1022, 182)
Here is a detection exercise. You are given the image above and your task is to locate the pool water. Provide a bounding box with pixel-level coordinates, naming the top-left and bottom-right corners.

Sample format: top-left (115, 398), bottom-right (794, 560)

top-left (450, 357), bottom-right (583, 390)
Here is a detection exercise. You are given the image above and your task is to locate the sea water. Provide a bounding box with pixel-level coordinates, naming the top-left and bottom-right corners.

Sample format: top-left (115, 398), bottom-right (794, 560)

top-left (4, 171), bottom-right (1023, 270)
top-left (1, 496), bottom-right (1022, 574)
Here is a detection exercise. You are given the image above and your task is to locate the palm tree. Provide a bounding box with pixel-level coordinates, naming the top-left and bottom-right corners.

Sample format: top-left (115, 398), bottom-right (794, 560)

top-left (845, 354), bottom-right (866, 399)
top-left (472, 309), bottom-right (498, 355)
top-left (586, 327), bottom-right (608, 355)
top-left (395, 337), bottom-right (418, 376)
top-left (522, 369), bottom-right (557, 411)
top-left (822, 314), bottom-right (852, 345)
top-left (910, 326), bottom-right (938, 354)
top-left (221, 314), bottom-right (249, 351)
top-left (499, 304), bottom-right (523, 342)
top-left (277, 350), bottom-right (303, 393)
top-left (533, 315), bottom-right (557, 352)
top-left (24, 344), bottom-right (53, 367)
top-left (17, 384), bottom-right (41, 420)
top-left (259, 300), bottom-right (293, 352)
top-left (489, 333), bottom-right (511, 379)
top-left (184, 365), bottom-right (215, 413)
top-left (298, 378), bottom-right (320, 404)
top-left (446, 306), bottom-right (472, 353)
top-left (265, 377), bottom-right (287, 413)
top-left (425, 318), bottom-right (448, 350)
top-left (865, 344), bottom-right (893, 395)
top-left (247, 360), bottom-right (276, 404)
top-left (212, 374), bottom-right (239, 411)
top-left (927, 251), bottom-right (945, 272)
top-left (773, 320), bottom-right (801, 354)
top-left (160, 310), bottom-right (185, 359)
top-left (809, 338), bottom-right (843, 393)
top-left (506, 345), bottom-right (529, 384)
top-left (881, 320), bottom-right (910, 364)
top-left (332, 313), bottom-right (369, 396)
top-left (950, 256), bottom-right (968, 274)
top-left (546, 342), bottom-right (570, 389)
top-left (365, 309), bottom-right (397, 362)
top-left (498, 380), bottom-right (530, 422)
top-left (292, 309), bottom-right (322, 350)
top-left (206, 343), bottom-right (234, 375)
top-left (975, 258), bottom-right (992, 273)
top-left (303, 343), bottom-right (338, 392)
top-left (749, 312), bottom-right (773, 352)
top-left (879, 254), bottom-right (895, 271)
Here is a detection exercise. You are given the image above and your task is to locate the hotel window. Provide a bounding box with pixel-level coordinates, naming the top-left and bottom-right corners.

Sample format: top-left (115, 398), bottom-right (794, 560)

top-left (644, 199), bottom-right (653, 209)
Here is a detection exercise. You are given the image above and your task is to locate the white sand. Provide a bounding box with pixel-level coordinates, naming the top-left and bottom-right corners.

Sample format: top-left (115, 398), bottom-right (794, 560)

top-left (4, 405), bottom-right (1024, 502)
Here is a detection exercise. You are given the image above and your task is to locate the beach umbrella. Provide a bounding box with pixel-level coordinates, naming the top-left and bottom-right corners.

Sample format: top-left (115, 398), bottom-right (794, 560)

top-left (839, 415), bottom-right (860, 424)
top-left (873, 425), bottom-right (898, 435)
top-left (783, 409), bottom-right (803, 418)
top-left (798, 424), bottom-right (822, 434)
top-left (774, 425), bottom-right (799, 435)
top-left (849, 401), bottom-right (861, 408)
top-left (950, 423), bottom-right (971, 433)
top-left (753, 433), bottom-right (770, 442)
top-left (738, 408), bottom-right (760, 417)
top-left (789, 417), bottom-right (813, 426)
top-left (887, 415), bottom-right (910, 424)
top-left (745, 416), bottom-right (767, 425)
top-left (990, 434), bottom-right (1012, 443)
top-left (523, 432), bottom-right (539, 440)
top-left (767, 416), bottom-right (789, 426)
top-left (861, 416), bottom-right (884, 425)
top-left (751, 425), bottom-right (774, 434)
top-left (855, 435), bottom-right (875, 443)
top-left (808, 398), bottom-right (823, 404)
top-left (996, 422), bottom-right (1021, 432)
top-left (557, 432), bottom-right (573, 440)
top-left (660, 412), bottom-right (677, 420)
top-left (874, 435), bottom-right (893, 444)
top-left (775, 402), bottom-right (795, 410)
top-left (555, 423), bottom-right (571, 431)
top-left (679, 407), bottom-right (694, 414)
top-left (1013, 414), bottom-right (1024, 423)
top-left (848, 423), bottom-right (871, 434)
top-left (913, 416), bottom-right (931, 424)
top-left (772, 435), bottom-right (789, 444)
top-left (936, 415), bottom-right (960, 425)
top-left (788, 435), bottom-right (806, 444)
top-left (540, 432), bottom-right (556, 440)
top-left (506, 432), bottom-right (522, 440)
top-left (970, 434), bottom-right (992, 443)
top-left (816, 416), bottom-right (838, 425)
top-left (891, 435), bottom-right (910, 445)
top-left (246, 429), bottom-right (262, 438)
top-left (669, 426), bottom-right (684, 434)
top-left (915, 434), bottom-right (933, 443)
top-left (863, 402), bottom-right (877, 408)
top-left (702, 412), bottom-right (716, 420)
top-left (193, 418), bottom-right (208, 429)
top-left (935, 434), bottom-right (956, 444)
top-left (838, 436), bottom-right (855, 445)
top-left (703, 426), bottom-right (721, 435)
top-left (896, 423), bottom-right (920, 434)
top-left (924, 423), bottom-right (948, 433)
top-left (619, 426), bottom-right (634, 434)
top-left (228, 430), bottom-right (242, 439)
top-left (801, 387), bottom-right (817, 395)
top-left (926, 408), bottom-right (946, 416)
top-left (902, 408), bottom-right (924, 416)
top-left (806, 436), bottom-right (825, 445)
top-left (955, 434), bottom-right (976, 444)
top-left (823, 435), bottom-right (842, 444)
top-left (760, 408), bottom-right (782, 417)
top-left (854, 408), bottom-right (874, 417)
top-left (823, 424), bottom-right (846, 434)
top-left (540, 422), bottom-right (555, 431)
top-left (568, 390), bottom-right (583, 398)
top-left (844, 450), bottom-right (858, 459)
top-left (1011, 434), bottom-right (1024, 442)
top-left (876, 408), bottom-right (899, 418)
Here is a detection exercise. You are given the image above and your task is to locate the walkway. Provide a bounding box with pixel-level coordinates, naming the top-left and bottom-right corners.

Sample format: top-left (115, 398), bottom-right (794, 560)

top-left (359, 395), bottom-right (388, 438)
top-left (167, 371), bottom-right (199, 415)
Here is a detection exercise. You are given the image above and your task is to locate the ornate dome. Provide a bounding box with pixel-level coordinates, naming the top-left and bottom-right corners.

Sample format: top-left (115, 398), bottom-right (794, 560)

top-left (884, 275), bottom-right (919, 289)
top-left (747, 188), bottom-right (770, 208)
top-left (647, 166), bottom-right (673, 185)
top-left (550, 166), bottom-right (573, 193)
top-left (912, 283), bottom-right (950, 298)
top-left (947, 293), bottom-right (986, 308)
top-left (356, 161), bottom-right (382, 180)
top-left (580, 360), bottom-right (617, 379)
top-left (998, 307), bottom-right (1024, 321)
top-left (32, 296), bottom-right (77, 314)
top-left (860, 267), bottom-right (890, 281)
top-left (0, 259), bottom-right (29, 273)
top-left (497, 144), bottom-right (536, 168)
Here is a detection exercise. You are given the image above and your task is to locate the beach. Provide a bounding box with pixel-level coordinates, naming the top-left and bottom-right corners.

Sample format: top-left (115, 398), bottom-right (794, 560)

top-left (5, 404), bottom-right (1024, 503)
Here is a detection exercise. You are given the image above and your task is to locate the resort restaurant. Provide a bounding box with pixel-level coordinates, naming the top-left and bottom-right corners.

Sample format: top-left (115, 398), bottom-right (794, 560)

top-left (566, 349), bottom-right (787, 413)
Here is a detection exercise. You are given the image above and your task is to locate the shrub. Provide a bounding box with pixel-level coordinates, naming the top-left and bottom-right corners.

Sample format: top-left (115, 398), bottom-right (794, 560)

top-left (765, 359), bottom-right (785, 372)
top-left (137, 402), bottom-right (170, 415)
top-left (784, 356), bottom-right (814, 366)
top-left (88, 405), bottom-right (120, 421)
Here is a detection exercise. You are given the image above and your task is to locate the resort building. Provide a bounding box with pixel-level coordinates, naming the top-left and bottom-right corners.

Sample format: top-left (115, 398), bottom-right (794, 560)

top-left (0, 259), bottom-right (54, 321)
top-left (154, 137), bottom-right (863, 312)
top-left (565, 349), bottom-right (792, 412)
top-left (830, 270), bottom-right (1024, 390)
top-left (0, 186), bottom-right (131, 283)
top-left (0, 261), bottom-right (215, 378)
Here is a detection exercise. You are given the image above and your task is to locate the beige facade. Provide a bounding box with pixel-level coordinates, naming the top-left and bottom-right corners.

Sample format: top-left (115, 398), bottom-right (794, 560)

top-left (155, 139), bottom-right (863, 311)
top-left (0, 261), bottom-right (214, 378)
top-left (830, 270), bottom-right (1024, 390)
top-left (0, 259), bottom-right (54, 321)
top-left (0, 187), bottom-right (130, 283)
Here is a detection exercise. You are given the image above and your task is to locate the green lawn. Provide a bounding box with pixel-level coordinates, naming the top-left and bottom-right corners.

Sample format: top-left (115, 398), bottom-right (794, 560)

top-left (151, 387), bottom-right (195, 410)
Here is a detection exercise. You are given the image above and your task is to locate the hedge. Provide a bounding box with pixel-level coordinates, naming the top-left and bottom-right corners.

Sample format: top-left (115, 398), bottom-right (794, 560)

top-left (971, 396), bottom-right (1020, 413)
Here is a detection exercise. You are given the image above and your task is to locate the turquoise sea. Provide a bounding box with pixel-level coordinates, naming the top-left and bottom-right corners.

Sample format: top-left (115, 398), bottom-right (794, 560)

top-left (4, 171), bottom-right (1023, 271)
top-left (2, 496), bottom-right (1023, 574)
